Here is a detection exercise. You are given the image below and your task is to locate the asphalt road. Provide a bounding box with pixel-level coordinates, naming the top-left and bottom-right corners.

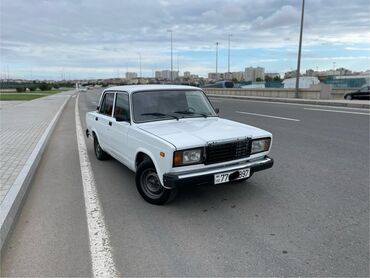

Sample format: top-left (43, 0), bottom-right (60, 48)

top-left (1, 89), bottom-right (369, 277)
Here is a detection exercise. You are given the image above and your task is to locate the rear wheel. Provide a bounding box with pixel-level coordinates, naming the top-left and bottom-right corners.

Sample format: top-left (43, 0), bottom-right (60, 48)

top-left (136, 159), bottom-right (176, 205)
top-left (93, 135), bottom-right (109, 160)
top-left (345, 95), bottom-right (352, 100)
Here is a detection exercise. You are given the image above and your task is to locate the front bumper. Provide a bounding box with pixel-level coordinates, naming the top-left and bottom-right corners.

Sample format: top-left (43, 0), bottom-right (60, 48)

top-left (163, 156), bottom-right (273, 189)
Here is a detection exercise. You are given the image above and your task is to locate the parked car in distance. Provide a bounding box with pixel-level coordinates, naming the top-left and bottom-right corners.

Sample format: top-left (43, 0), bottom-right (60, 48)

top-left (344, 85), bottom-right (370, 100)
top-left (85, 85), bottom-right (274, 205)
top-left (202, 80), bottom-right (234, 88)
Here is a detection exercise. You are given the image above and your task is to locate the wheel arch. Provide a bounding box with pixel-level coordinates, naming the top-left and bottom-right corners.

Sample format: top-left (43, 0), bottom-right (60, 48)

top-left (134, 149), bottom-right (164, 183)
top-left (91, 128), bottom-right (101, 142)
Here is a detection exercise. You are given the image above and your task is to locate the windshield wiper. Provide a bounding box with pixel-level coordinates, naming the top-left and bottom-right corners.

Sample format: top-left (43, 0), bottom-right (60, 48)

top-left (173, 110), bottom-right (209, 118)
top-left (141, 112), bottom-right (179, 120)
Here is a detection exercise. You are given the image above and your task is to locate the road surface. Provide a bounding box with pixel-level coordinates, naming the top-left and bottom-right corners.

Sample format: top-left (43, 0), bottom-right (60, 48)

top-left (2, 89), bottom-right (369, 277)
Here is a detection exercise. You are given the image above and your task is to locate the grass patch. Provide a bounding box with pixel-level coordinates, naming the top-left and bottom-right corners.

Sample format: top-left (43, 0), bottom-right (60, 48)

top-left (0, 89), bottom-right (66, 101)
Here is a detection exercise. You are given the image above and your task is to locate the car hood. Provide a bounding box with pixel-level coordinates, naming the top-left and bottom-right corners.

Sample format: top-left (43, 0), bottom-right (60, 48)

top-left (137, 117), bottom-right (271, 149)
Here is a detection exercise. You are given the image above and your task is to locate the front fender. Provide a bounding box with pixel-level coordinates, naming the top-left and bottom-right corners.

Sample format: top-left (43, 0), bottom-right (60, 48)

top-left (135, 147), bottom-right (165, 185)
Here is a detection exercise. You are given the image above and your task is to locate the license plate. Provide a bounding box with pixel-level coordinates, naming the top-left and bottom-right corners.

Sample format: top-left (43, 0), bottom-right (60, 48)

top-left (214, 168), bottom-right (250, 184)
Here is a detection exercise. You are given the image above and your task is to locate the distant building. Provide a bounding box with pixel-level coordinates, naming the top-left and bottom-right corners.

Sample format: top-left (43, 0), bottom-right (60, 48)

top-left (208, 72), bottom-right (223, 80)
top-left (224, 72), bottom-right (235, 80)
top-left (324, 74), bottom-right (370, 88)
top-left (155, 70), bottom-right (179, 80)
top-left (184, 71), bottom-right (191, 78)
top-left (155, 71), bottom-right (162, 79)
top-left (231, 71), bottom-right (244, 81)
top-left (244, 67), bottom-right (265, 81)
top-left (125, 72), bottom-right (138, 79)
top-left (282, 76), bottom-right (320, 88)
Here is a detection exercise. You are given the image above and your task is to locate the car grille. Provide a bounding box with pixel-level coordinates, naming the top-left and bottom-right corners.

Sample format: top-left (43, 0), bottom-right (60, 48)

top-left (205, 138), bottom-right (250, 165)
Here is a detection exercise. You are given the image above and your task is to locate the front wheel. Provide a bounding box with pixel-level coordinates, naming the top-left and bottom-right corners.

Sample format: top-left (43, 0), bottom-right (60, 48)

top-left (136, 159), bottom-right (176, 205)
top-left (345, 95), bottom-right (352, 100)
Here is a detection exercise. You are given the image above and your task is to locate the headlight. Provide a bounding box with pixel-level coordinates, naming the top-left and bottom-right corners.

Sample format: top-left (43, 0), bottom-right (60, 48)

top-left (251, 138), bottom-right (271, 154)
top-left (173, 148), bottom-right (203, 167)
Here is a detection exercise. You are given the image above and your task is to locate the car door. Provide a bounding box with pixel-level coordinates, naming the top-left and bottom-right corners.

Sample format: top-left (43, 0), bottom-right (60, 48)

top-left (96, 91), bottom-right (115, 152)
top-left (109, 92), bottom-right (131, 164)
top-left (358, 86), bottom-right (370, 100)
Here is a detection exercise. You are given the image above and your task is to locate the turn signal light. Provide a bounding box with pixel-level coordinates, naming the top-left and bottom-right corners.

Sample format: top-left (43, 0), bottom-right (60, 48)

top-left (173, 151), bottom-right (183, 166)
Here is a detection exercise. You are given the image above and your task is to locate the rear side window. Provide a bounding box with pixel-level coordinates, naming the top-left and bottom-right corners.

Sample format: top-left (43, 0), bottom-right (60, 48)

top-left (114, 93), bottom-right (130, 121)
top-left (224, 81), bottom-right (234, 88)
top-left (99, 93), bottom-right (114, 116)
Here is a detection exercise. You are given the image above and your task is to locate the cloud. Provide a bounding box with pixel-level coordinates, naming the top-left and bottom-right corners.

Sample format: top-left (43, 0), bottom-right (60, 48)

top-left (345, 47), bottom-right (370, 51)
top-left (1, 0), bottom-right (369, 79)
top-left (252, 5), bottom-right (301, 29)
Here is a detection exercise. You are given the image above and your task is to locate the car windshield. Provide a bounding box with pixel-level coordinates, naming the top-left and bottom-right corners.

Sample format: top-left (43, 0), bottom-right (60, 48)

top-left (132, 90), bottom-right (217, 122)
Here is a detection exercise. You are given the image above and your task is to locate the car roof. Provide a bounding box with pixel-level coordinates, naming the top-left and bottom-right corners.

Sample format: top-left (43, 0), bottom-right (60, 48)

top-left (103, 84), bottom-right (203, 94)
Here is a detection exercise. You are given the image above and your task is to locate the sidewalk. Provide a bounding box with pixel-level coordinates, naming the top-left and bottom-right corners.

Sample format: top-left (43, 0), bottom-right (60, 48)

top-left (0, 91), bottom-right (73, 249)
top-left (207, 94), bottom-right (370, 109)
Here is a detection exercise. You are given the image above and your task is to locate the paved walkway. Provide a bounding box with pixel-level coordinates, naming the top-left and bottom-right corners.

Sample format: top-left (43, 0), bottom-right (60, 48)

top-left (0, 101), bottom-right (26, 110)
top-left (0, 91), bottom-right (74, 204)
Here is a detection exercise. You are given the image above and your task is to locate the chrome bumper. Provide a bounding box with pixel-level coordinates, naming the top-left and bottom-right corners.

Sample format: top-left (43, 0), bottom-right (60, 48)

top-left (163, 156), bottom-right (273, 189)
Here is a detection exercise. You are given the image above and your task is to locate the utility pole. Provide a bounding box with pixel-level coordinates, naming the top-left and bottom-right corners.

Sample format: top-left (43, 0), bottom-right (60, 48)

top-left (228, 34), bottom-right (232, 78)
top-left (177, 54), bottom-right (179, 72)
top-left (216, 42), bottom-right (219, 78)
top-left (167, 29), bottom-right (173, 82)
top-left (139, 53), bottom-right (142, 80)
top-left (295, 0), bottom-right (305, 98)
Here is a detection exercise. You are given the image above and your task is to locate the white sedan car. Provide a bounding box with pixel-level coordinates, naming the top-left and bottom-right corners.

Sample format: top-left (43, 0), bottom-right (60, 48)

top-left (86, 85), bottom-right (274, 205)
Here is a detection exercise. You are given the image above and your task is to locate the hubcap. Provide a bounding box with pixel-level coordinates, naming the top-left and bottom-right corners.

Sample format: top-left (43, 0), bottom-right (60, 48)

top-left (141, 169), bottom-right (164, 199)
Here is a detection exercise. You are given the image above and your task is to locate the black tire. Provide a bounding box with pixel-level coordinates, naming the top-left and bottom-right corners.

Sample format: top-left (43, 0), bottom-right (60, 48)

top-left (135, 159), bottom-right (176, 205)
top-left (93, 135), bottom-right (109, 160)
top-left (345, 95), bottom-right (352, 100)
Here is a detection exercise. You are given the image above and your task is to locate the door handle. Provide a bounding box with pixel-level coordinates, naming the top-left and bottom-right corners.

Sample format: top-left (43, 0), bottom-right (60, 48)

top-left (95, 117), bottom-right (98, 121)
top-left (109, 121), bottom-right (112, 126)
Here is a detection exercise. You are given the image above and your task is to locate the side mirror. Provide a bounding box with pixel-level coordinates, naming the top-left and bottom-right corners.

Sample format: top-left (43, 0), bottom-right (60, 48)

top-left (214, 108), bottom-right (220, 114)
top-left (96, 106), bottom-right (100, 111)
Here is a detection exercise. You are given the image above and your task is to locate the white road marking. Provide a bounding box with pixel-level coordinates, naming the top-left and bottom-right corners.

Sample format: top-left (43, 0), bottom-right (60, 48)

top-left (75, 94), bottom-right (119, 277)
top-left (304, 108), bottom-right (370, 115)
top-left (236, 111), bottom-right (300, 122)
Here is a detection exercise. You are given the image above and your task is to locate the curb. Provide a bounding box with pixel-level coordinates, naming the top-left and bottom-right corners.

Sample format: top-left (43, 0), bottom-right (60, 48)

top-left (207, 94), bottom-right (370, 109)
top-left (0, 95), bottom-right (72, 251)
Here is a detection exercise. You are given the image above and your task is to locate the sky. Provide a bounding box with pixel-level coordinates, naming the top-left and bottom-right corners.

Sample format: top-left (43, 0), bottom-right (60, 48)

top-left (1, 0), bottom-right (370, 80)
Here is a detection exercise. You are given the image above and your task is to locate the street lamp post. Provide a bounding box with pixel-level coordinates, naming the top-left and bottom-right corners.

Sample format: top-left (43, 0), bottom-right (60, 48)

top-left (138, 53), bottom-right (142, 83)
top-left (295, 0), bottom-right (305, 98)
top-left (228, 34), bottom-right (232, 79)
top-left (216, 42), bottom-right (219, 79)
top-left (167, 29), bottom-right (173, 82)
